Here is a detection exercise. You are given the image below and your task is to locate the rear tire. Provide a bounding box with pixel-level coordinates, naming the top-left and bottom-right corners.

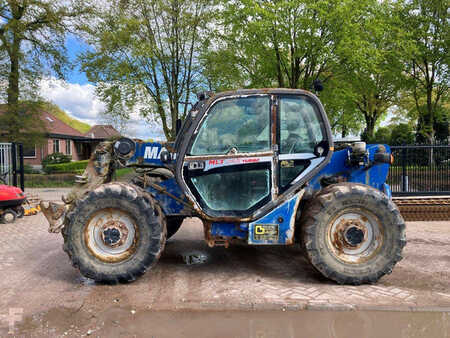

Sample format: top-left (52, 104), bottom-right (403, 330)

top-left (300, 183), bottom-right (406, 285)
top-left (62, 182), bottom-right (166, 283)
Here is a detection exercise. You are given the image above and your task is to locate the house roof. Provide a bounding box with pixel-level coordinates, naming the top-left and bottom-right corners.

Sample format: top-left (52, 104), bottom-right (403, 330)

top-left (41, 111), bottom-right (85, 137)
top-left (0, 107), bottom-right (85, 138)
top-left (85, 125), bottom-right (120, 139)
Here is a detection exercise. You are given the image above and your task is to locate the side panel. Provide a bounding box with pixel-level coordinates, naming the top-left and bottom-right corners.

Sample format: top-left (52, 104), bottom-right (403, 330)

top-left (247, 194), bottom-right (300, 245)
top-left (145, 178), bottom-right (189, 216)
top-left (308, 144), bottom-right (391, 192)
top-left (209, 192), bottom-right (301, 245)
top-left (126, 142), bottom-right (175, 166)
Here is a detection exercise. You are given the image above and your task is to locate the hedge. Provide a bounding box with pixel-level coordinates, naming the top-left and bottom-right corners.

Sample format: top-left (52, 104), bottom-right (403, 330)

top-left (44, 160), bottom-right (89, 174)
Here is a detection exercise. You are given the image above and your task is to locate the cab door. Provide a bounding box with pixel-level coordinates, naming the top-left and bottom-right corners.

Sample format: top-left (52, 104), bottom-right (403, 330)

top-left (277, 95), bottom-right (330, 193)
top-left (180, 95), bottom-right (274, 218)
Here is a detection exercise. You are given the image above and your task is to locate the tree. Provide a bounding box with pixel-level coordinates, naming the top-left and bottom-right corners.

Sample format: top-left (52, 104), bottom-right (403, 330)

top-left (336, 0), bottom-right (406, 141)
top-left (372, 126), bottom-right (392, 145)
top-left (203, 0), bottom-right (348, 91)
top-left (319, 76), bottom-right (364, 138)
top-left (390, 123), bottom-right (415, 145)
top-left (0, 0), bottom-right (94, 145)
top-left (82, 0), bottom-right (214, 141)
top-left (400, 0), bottom-right (449, 143)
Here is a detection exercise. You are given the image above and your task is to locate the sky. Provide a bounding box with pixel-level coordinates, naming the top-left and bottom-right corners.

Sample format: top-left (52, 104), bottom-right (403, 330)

top-left (39, 35), bottom-right (165, 141)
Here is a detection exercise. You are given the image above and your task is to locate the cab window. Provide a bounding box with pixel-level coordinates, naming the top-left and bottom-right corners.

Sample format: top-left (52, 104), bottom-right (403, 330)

top-left (279, 96), bottom-right (325, 154)
top-left (190, 96), bottom-right (270, 155)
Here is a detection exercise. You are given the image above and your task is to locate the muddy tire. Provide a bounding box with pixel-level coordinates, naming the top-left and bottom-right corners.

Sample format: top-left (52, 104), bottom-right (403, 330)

top-left (131, 171), bottom-right (183, 239)
top-left (300, 183), bottom-right (406, 285)
top-left (62, 182), bottom-right (166, 283)
top-left (1, 209), bottom-right (17, 223)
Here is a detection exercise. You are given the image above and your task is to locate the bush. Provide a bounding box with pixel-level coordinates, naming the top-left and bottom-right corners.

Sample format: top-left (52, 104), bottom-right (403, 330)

top-left (42, 152), bottom-right (72, 167)
top-left (391, 123), bottom-right (414, 145)
top-left (372, 127), bottom-right (392, 145)
top-left (44, 160), bottom-right (89, 174)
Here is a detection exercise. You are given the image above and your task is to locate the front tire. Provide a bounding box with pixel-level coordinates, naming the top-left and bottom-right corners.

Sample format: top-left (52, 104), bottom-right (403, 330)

top-left (63, 183), bottom-right (166, 283)
top-left (1, 209), bottom-right (17, 223)
top-left (300, 183), bottom-right (406, 285)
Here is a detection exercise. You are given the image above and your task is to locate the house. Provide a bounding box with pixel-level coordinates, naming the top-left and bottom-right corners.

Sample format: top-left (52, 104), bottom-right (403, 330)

top-left (21, 114), bottom-right (120, 169)
top-left (85, 125), bottom-right (121, 139)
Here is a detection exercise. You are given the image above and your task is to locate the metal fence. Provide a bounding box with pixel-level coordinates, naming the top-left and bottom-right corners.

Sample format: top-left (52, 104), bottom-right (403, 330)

top-left (387, 144), bottom-right (450, 196)
top-left (0, 143), bottom-right (12, 185)
top-left (0, 142), bottom-right (25, 190)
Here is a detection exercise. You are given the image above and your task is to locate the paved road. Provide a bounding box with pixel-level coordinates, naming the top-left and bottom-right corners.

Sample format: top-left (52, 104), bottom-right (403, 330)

top-left (1, 189), bottom-right (449, 335)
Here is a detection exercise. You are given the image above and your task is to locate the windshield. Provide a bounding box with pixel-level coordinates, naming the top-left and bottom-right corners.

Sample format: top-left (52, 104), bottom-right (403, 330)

top-left (190, 96), bottom-right (270, 155)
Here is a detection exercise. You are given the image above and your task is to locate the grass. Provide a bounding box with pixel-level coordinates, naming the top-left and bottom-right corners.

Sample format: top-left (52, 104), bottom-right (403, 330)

top-left (44, 103), bottom-right (92, 133)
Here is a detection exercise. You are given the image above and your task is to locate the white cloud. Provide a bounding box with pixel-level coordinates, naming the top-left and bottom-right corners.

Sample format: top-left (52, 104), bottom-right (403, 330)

top-left (39, 77), bottom-right (166, 140)
top-left (40, 78), bottom-right (104, 123)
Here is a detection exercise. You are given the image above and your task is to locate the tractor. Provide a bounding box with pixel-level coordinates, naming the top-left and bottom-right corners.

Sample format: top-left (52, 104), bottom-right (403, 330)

top-left (40, 88), bottom-right (405, 285)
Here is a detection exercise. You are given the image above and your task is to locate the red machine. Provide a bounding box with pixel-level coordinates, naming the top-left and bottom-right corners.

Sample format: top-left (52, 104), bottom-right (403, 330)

top-left (0, 184), bottom-right (25, 223)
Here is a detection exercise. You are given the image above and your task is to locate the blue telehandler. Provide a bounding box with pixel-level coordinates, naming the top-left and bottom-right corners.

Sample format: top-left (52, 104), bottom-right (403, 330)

top-left (41, 88), bottom-right (405, 285)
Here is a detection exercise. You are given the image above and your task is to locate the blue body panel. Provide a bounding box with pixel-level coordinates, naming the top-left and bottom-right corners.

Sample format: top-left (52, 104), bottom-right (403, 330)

top-left (308, 144), bottom-right (391, 192)
top-left (145, 178), bottom-right (187, 216)
top-left (127, 141), bottom-right (391, 245)
top-left (127, 142), bottom-right (167, 166)
top-left (248, 194), bottom-right (299, 244)
top-left (211, 222), bottom-right (248, 240)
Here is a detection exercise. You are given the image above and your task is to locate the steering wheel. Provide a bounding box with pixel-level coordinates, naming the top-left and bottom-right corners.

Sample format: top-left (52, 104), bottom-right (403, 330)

top-left (288, 137), bottom-right (314, 155)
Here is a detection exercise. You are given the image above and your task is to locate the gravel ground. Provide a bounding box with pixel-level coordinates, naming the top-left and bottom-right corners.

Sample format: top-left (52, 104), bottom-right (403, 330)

top-left (1, 188), bottom-right (449, 336)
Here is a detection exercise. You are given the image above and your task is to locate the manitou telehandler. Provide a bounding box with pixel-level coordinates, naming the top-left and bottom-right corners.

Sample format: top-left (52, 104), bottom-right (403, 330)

top-left (41, 89), bottom-right (405, 285)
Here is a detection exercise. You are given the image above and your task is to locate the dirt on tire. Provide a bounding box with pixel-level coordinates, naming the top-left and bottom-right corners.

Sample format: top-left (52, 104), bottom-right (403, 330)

top-left (300, 183), bottom-right (406, 285)
top-left (62, 182), bottom-right (166, 283)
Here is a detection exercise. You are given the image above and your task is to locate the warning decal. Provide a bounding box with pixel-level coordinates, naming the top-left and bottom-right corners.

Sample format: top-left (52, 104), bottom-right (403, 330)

top-left (253, 224), bottom-right (279, 241)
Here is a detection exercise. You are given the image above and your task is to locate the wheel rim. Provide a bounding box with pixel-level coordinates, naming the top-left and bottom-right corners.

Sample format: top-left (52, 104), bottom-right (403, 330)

top-left (326, 208), bottom-right (383, 264)
top-left (84, 208), bottom-right (139, 263)
top-left (3, 211), bottom-right (15, 223)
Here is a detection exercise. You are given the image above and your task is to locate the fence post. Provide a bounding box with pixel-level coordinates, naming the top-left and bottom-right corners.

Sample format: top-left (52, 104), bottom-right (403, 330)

top-left (401, 147), bottom-right (408, 192)
top-left (18, 143), bottom-right (24, 192)
top-left (11, 142), bottom-right (17, 187)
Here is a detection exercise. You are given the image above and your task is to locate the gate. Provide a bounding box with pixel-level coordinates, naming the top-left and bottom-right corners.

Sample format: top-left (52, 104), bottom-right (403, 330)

top-left (387, 144), bottom-right (450, 196)
top-left (0, 143), bottom-right (12, 185)
top-left (0, 142), bottom-right (25, 190)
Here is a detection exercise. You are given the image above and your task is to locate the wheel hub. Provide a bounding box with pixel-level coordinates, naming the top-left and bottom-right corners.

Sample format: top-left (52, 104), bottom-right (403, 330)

top-left (84, 209), bottom-right (138, 263)
top-left (327, 209), bottom-right (383, 264)
top-left (4, 212), bottom-right (14, 223)
top-left (100, 220), bottom-right (129, 248)
top-left (344, 226), bottom-right (365, 246)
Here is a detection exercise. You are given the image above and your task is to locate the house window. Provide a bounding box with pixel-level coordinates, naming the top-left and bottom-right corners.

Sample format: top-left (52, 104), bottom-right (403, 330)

top-left (53, 139), bottom-right (60, 153)
top-left (66, 140), bottom-right (71, 155)
top-left (23, 145), bottom-right (36, 158)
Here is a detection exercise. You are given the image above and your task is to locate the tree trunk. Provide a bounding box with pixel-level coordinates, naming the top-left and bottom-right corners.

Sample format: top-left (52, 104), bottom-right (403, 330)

top-left (7, 36), bottom-right (20, 108)
top-left (363, 115), bottom-right (376, 142)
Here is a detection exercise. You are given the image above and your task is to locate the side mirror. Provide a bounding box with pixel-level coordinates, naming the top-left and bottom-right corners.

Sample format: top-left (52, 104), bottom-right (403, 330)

top-left (313, 79), bottom-right (324, 92)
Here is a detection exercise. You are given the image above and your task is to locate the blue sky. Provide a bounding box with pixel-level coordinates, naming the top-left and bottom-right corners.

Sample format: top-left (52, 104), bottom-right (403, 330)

top-left (65, 35), bottom-right (90, 85)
